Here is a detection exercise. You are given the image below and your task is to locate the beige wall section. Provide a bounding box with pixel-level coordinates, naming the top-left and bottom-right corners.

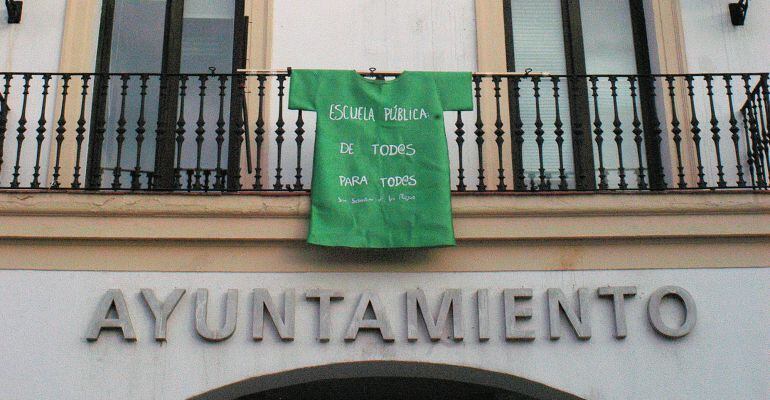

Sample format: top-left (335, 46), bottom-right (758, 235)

top-left (241, 0), bottom-right (274, 185)
top-left (47, 0), bottom-right (101, 187)
top-left (475, 0), bottom-right (514, 189)
top-left (0, 192), bottom-right (768, 272)
top-left (646, 0), bottom-right (699, 187)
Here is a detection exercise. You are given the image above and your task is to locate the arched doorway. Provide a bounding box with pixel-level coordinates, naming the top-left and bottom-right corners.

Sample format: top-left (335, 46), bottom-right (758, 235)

top-left (190, 362), bottom-right (583, 400)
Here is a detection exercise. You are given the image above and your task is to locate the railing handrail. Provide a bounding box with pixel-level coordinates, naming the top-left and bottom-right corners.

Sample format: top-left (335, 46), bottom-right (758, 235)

top-left (0, 71), bottom-right (768, 193)
top-left (2, 71), bottom-right (770, 78)
top-left (740, 77), bottom-right (767, 112)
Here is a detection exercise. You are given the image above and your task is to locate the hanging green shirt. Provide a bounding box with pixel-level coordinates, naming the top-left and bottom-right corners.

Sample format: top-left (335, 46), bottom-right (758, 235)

top-left (289, 69), bottom-right (473, 248)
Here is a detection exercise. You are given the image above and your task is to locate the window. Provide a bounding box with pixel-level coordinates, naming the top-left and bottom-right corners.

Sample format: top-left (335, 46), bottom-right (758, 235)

top-left (503, 0), bottom-right (661, 190)
top-left (87, 0), bottom-right (246, 189)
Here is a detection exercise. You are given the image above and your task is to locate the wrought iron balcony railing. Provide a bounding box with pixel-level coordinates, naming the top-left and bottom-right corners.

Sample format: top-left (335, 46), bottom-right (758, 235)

top-left (0, 71), bottom-right (768, 193)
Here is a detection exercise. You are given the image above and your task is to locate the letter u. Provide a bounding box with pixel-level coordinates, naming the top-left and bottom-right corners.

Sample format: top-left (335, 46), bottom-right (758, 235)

top-left (195, 289), bottom-right (238, 342)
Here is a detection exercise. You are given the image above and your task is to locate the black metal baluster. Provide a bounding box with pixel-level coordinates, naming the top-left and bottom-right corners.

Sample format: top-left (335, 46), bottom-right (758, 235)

top-left (492, 76), bottom-right (507, 191)
top-left (666, 76), bottom-right (686, 188)
top-left (193, 75), bottom-right (208, 190)
top-left (741, 108), bottom-right (756, 187)
top-left (110, 74), bottom-right (129, 190)
top-left (743, 75), bottom-right (765, 187)
top-left (227, 75), bottom-right (247, 191)
top-left (455, 111), bottom-right (467, 192)
top-left (173, 75), bottom-right (189, 190)
top-left (750, 97), bottom-right (767, 184)
top-left (644, 76), bottom-right (667, 189)
top-left (609, 76), bottom-right (627, 189)
top-left (628, 77), bottom-right (647, 190)
top-left (130, 75), bottom-right (149, 190)
top-left (31, 74), bottom-right (51, 188)
top-left (72, 75), bottom-right (90, 189)
top-left (51, 75), bottom-right (71, 189)
top-left (510, 77), bottom-right (526, 191)
top-left (89, 74), bottom-right (110, 188)
top-left (0, 74), bottom-right (11, 179)
top-left (186, 170), bottom-right (194, 192)
top-left (214, 75), bottom-right (228, 191)
top-left (551, 77), bottom-right (567, 190)
top-left (760, 74), bottom-right (770, 173)
top-left (750, 97), bottom-right (767, 185)
top-left (704, 75), bottom-right (727, 188)
top-left (723, 75), bottom-right (747, 187)
top-left (589, 77), bottom-right (608, 190)
top-left (253, 75), bottom-right (266, 190)
top-left (203, 170), bottom-right (211, 191)
top-left (569, 76), bottom-right (594, 190)
top-left (756, 82), bottom-right (770, 181)
top-left (473, 76), bottom-right (486, 192)
top-left (293, 110), bottom-right (305, 191)
top-left (10, 74), bottom-right (31, 188)
top-left (685, 76), bottom-right (707, 188)
top-left (532, 76), bottom-right (548, 190)
top-left (273, 74), bottom-right (286, 190)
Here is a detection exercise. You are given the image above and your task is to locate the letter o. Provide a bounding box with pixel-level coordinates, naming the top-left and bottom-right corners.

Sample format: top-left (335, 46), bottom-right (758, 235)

top-left (648, 286), bottom-right (697, 338)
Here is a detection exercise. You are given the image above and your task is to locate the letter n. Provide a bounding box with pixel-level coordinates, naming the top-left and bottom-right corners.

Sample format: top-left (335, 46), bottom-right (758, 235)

top-left (253, 289), bottom-right (295, 341)
top-left (548, 288), bottom-right (591, 340)
top-left (407, 289), bottom-right (464, 341)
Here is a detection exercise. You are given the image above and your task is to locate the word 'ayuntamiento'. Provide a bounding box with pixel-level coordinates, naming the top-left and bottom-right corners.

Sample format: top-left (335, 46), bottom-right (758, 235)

top-left (85, 286), bottom-right (696, 343)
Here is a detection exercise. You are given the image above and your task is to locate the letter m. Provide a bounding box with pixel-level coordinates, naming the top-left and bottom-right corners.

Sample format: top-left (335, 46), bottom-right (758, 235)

top-left (253, 289), bottom-right (295, 341)
top-left (407, 289), bottom-right (463, 341)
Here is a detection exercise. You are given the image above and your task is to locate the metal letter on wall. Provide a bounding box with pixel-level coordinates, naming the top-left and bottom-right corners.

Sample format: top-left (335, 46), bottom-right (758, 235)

top-left (305, 289), bottom-right (344, 342)
top-left (477, 289), bottom-right (490, 341)
top-left (195, 289), bottom-right (238, 342)
top-left (252, 289), bottom-right (295, 341)
top-left (648, 286), bottom-right (697, 338)
top-left (85, 289), bottom-right (137, 342)
top-left (504, 288), bottom-right (536, 341)
top-left (344, 291), bottom-right (395, 342)
top-left (406, 289), bottom-right (464, 342)
top-left (598, 286), bottom-right (637, 339)
top-left (140, 288), bottom-right (185, 342)
top-left (548, 288), bottom-right (592, 340)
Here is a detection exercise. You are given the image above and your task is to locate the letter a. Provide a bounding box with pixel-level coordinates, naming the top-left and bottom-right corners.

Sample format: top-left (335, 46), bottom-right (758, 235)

top-left (85, 289), bottom-right (137, 342)
top-left (344, 291), bottom-right (395, 342)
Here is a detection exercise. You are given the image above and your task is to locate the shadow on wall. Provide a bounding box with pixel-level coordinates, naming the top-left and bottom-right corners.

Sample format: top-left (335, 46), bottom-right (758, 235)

top-left (188, 361), bottom-right (584, 400)
top-left (299, 245), bottom-right (437, 267)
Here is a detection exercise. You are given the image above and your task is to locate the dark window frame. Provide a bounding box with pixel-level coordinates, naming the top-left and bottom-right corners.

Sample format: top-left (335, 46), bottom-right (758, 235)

top-left (502, 0), bottom-right (663, 190)
top-left (87, 0), bottom-right (247, 190)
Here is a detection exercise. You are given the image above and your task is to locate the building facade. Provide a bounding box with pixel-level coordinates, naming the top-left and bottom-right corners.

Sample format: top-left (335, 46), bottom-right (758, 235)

top-left (0, 1), bottom-right (768, 399)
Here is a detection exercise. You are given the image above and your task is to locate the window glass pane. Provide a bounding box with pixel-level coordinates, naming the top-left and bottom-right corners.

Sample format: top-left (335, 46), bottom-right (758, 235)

top-left (101, 0), bottom-right (166, 188)
top-left (177, 0), bottom-right (236, 177)
top-left (180, 0), bottom-right (235, 74)
top-left (581, 0), bottom-right (645, 188)
top-left (580, 0), bottom-right (638, 74)
top-left (510, 0), bottom-right (575, 188)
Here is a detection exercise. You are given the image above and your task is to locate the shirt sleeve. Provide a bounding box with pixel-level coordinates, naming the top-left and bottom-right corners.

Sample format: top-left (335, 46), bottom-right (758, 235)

top-left (288, 69), bottom-right (320, 111)
top-left (434, 72), bottom-right (474, 111)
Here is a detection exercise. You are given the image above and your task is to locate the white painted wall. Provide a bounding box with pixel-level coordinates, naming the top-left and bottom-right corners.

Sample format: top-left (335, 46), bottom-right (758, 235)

top-left (0, 0), bottom-right (67, 186)
top-left (675, 0), bottom-right (770, 187)
top-left (267, 0), bottom-right (478, 190)
top-left (680, 0), bottom-right (770, 73)
top-left (0, 268), bottom-right (767, 399)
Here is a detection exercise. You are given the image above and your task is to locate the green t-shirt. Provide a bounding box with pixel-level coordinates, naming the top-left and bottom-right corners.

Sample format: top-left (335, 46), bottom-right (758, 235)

top-left (289, 69), bottom-right (473, 248)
